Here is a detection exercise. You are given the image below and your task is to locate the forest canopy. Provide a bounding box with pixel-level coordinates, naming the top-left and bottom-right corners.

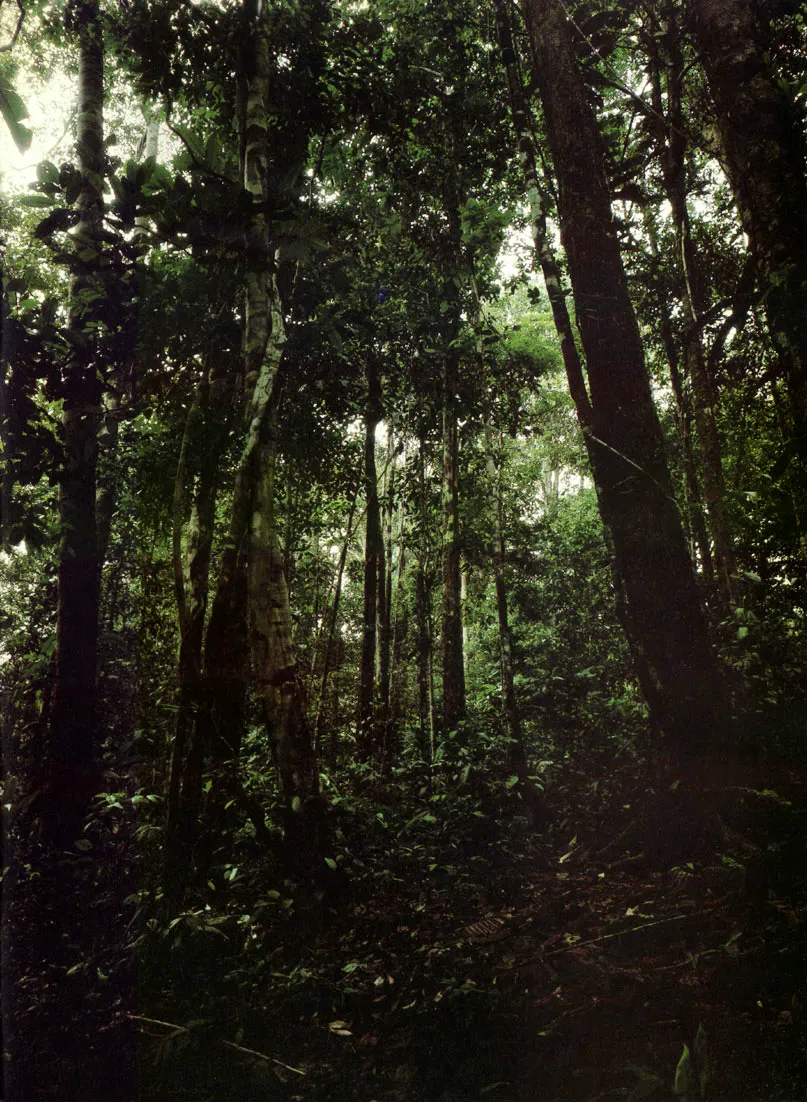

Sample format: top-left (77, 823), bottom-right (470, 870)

top-left (1, 0), bottom-right (806, 1099)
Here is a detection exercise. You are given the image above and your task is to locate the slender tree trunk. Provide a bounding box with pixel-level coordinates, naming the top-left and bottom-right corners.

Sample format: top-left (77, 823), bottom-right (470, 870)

top-left (486, 433), bottom-right (545, 826)
top-left (642, 205), bottom-right (716, 591)
top-left (358, 356), bottom-right (383, 759)
top-left (95, 104), bottom-right (159, 570)
top-left (313, 490), bottom-right (359, 753)
top-left (48, 0), bottom-right (105, 836)
top-left (493, 0), bottom-right (594, 429)
top-left (522, 0), bottom-right (725, 764)
top-left (0, 266), bottom-right (12, 547)
top-left (164, 360), bottom-right (230, 900)
top-left (416, 436), bottom-right (437, 763)
top-left (385, 530), bottom-right (407, 770)
top-left (249, 415), bottom-right (323, 859)
top-left (692, 0), bottom-right (807, 460)
top-left (441, 344), bottom-right (465, 731)
top-left (378, 434), bottom-right (394, 709)
top-left (648, 30), bottom-right (737, 613)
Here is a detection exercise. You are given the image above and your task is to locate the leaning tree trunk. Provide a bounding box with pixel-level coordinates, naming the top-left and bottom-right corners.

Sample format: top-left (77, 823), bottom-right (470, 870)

top-left (47, 0), bottom-right (105, 839)
top-left (522, 0), bottom-right (725, 765)
top-left (692, 0), bottom-right (807, 462)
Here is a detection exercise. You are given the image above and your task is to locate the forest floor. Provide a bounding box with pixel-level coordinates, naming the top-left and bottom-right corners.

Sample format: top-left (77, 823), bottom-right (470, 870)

top-left (124, 751), bottom-right (807, 1102)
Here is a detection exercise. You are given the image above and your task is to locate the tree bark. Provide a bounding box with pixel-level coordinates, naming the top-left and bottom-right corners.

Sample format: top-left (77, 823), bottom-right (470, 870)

top-left (486, 434), bottom-right (545, 826)
top-left (692, 0), bottom-right (807, 458)
top-left (441, 338), bottom-right (465, 732)
top-left (164, 360), bottom-right (230, 901)
top-left (648, 23), bottom-right (737, 613)
top-left (522, 0), bottom-right (726, 763)
top-left (48, 0), bottom-right (105, 836)
top-left (313, 489), bottom-right (359, 753)
top-left (642, 205), bottom-right (716, 593)
top-left (416, 436), bottom-right (437, 763)
top-left (358, 356), bottom-right (383, 760)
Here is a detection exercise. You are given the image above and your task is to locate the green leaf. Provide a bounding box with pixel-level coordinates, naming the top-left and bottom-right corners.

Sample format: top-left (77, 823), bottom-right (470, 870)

top-left (737, 625), bottom-right (749, 640)
top-left (0, 73), bottom-right (33, 153)
top-left (505, 774), bottom-right (520, 789)
top-left (36, 161), bottom-right (59, 186)
top-left (19, 195), bottom-right (55, 208)
top-left (324, 856), bottom-right (338, 871)
top-left (693, 1024), bottom-right (709, 1098)
top-left (674, 1043), bottom-right (695, 1099)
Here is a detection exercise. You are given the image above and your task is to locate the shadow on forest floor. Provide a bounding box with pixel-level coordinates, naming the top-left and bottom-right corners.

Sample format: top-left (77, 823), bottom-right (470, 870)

top-left (126, 759), bottom-right (807, 1102)
top-left (9, 749), bottom-right (807, 1102)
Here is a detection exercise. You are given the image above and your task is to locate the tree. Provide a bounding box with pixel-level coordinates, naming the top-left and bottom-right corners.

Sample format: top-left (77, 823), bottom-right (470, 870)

top-left (47, 0), bottom-right (105, 840)
top-left (692, 0), bottom-right (807, 473)
top-left (645, 1), bottom-right (737, 613)
top-left (521, 0), bottom-right (726, 766)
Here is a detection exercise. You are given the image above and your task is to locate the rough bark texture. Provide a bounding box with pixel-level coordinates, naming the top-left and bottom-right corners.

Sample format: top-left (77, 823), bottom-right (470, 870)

top-left (692, 0), bottom-right (807, 448)
top-left (523, 0), bottom-right (725, 762)
top-left (48, 0), bottom-right (105, 833)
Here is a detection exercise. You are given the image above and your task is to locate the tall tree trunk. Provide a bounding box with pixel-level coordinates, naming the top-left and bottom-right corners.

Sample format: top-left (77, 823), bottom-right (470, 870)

top-left (648, 25), bottom-right (737, 613)
top-left (313, 489), bottom-right (359, 753)
top-left (692, 0), bottom-right (807, 464)
top-left (358, 356), bottom-right (383, 759)
top-left (642, 205), bottom-right (716, 592)
top-left (249, 409), bottom-right (323, 860)
top-left (441, 343), bottom-right (465, 732)
top-left (486, 433), bottom-right (545, 826)
top-left (416, 436), bottom-right (437, 763)
top-left (0, 266), bottom-right (12, 547)
top-left (522, 0), bottom-right (725, 764)
top-left (385, 530), bottom-right (407, 770)
top-left (377, 431), bottom-right (395, 752)
top-left (164, 359), bottom-right (230, 901)
top-left (170, 1), bottom-right (324, 874)
top-left (95, 103), bottom-right (160, 571)
top-left (48, 0), bottom-right (105, 837)
top-left (493, 0), bottom-right (594, 429)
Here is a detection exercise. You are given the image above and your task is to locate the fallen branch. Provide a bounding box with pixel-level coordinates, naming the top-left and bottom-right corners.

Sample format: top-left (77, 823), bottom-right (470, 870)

top-left (545, 913), bottom-right (691, 956)
top-left (128, 1014), bottom-right (306, 1076)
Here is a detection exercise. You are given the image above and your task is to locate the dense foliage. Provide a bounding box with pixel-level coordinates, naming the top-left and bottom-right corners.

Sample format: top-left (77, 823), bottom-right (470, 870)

top-left (1, 0), bottom-right (806, 1099)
